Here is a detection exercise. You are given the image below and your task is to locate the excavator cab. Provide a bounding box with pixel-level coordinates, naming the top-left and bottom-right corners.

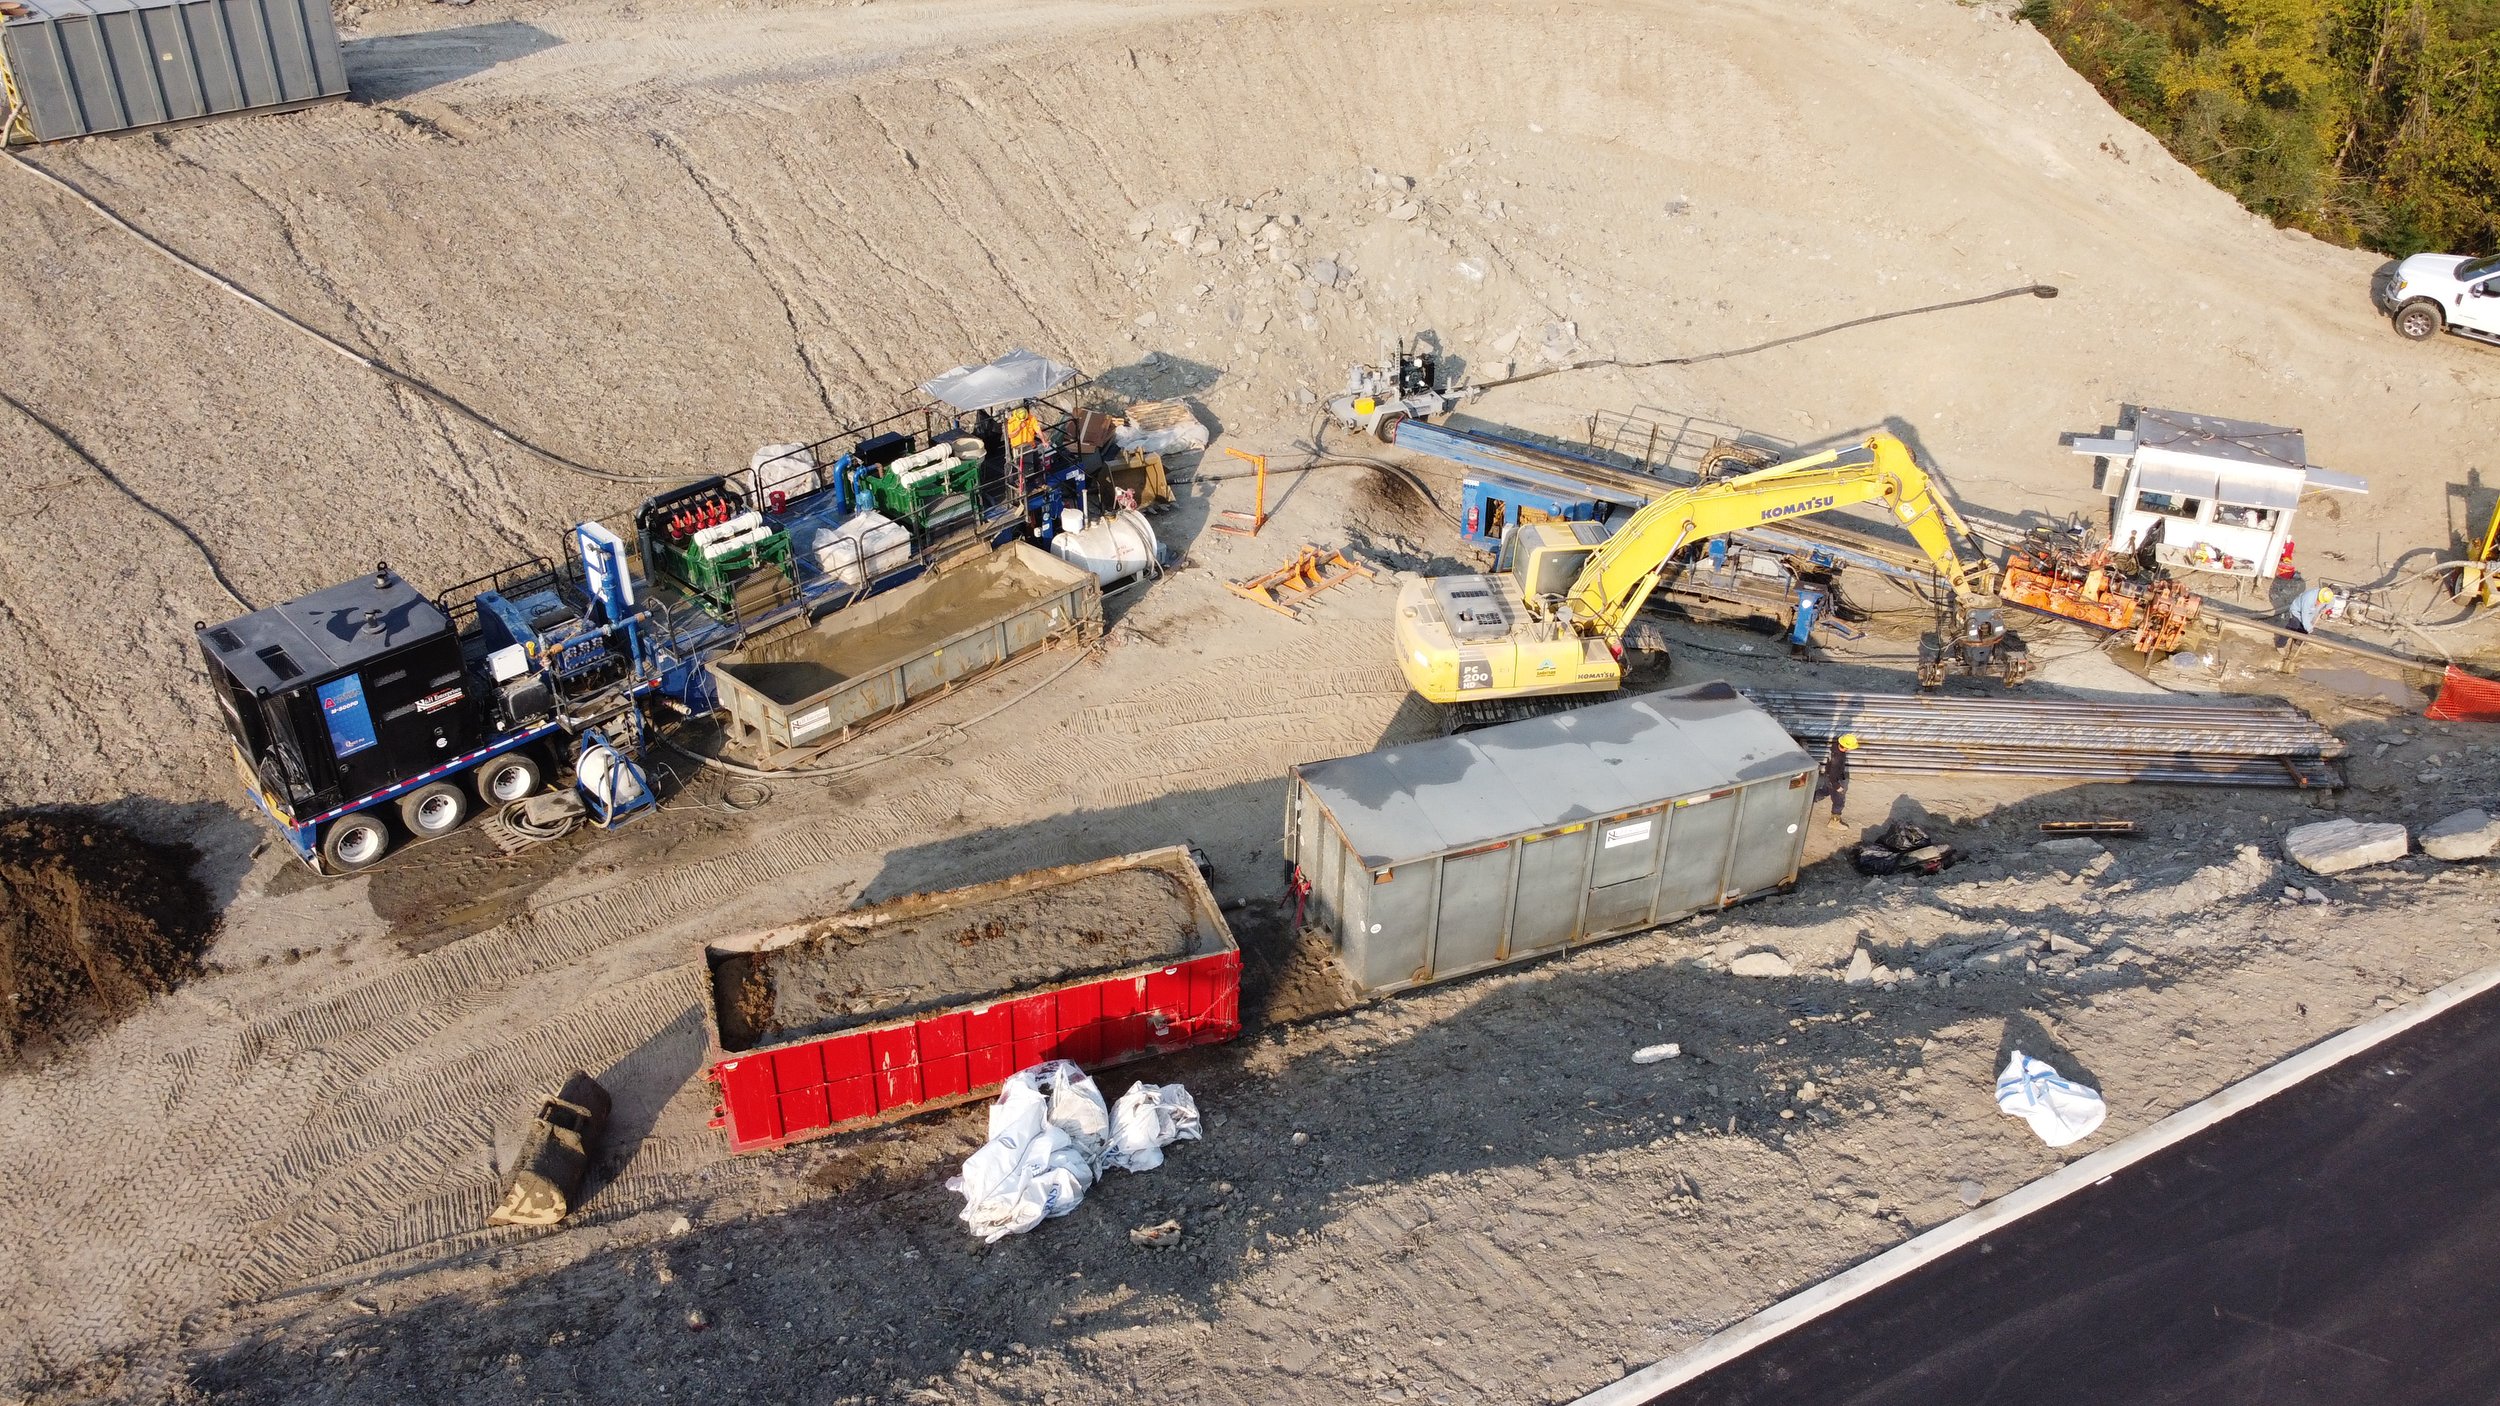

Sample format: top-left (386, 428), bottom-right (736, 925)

top-left (1498, 520), bottom-right (1609, 615)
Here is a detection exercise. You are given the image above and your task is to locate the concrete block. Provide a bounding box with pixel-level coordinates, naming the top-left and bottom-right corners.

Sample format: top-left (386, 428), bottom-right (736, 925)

top-left (2421, 809), bottom-right (2500, 862)
top-left (2283, 819), bottom-right (2409, 875)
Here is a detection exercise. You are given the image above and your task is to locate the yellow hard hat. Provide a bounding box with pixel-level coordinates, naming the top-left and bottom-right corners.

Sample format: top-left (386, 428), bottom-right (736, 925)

top-left (1837, 733), bottom-right (1861, 752)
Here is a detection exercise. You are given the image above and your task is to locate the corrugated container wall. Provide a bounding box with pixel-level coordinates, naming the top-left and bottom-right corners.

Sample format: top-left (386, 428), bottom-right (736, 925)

top-left (1286, 681), bottom-right (1817, 995)
top-left (3, 0), bottom-right (347, 143)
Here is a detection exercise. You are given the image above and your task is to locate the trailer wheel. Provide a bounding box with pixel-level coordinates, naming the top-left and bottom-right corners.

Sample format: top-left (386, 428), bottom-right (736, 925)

top-left (474, 752), bottom-right (543, 807)
top-left (398, 782), bottom-right (468, 838)
top-left (1373, 410), bottom-right (1407, 444)
top-left (2395, 300), bottom-right (2443, 341)
top-left (323, 812), bottom-right (390, 871)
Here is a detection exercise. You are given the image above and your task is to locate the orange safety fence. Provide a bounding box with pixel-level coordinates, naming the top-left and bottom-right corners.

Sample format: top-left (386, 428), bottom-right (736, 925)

top-left (2425, 665), bottom-right (2500, 722)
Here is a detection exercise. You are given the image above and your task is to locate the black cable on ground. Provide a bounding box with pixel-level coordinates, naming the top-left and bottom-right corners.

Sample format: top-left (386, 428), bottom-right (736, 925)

top-left (0, 147), bottom-right (674, 487)
top-left (1473, 284), bottom-right (2061, 391)
top-left (0, 384), bottom-right (257, 611)
top-left (1165, 436), bottom-right (1458, 526)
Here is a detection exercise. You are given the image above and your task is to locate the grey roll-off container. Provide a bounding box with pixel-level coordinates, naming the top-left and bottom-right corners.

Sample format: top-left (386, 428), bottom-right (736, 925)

top-left (2, 0), bottom-right (346, 143)
top-left (1285, 681), bottom-right (1817, 995)
top-left (710, 542), bottom-right (1102, 770)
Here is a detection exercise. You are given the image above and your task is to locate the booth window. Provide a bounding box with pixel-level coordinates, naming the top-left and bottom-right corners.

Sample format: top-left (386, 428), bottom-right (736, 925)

top-left (2213, 502), bottom-right (2278, 529)
top-left (2136, 490), bottom-right (2203, 519)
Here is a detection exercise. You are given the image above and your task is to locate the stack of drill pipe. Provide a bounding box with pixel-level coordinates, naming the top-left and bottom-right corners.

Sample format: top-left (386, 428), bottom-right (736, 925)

top-left (1743, 689), bottom-right (2346, 789)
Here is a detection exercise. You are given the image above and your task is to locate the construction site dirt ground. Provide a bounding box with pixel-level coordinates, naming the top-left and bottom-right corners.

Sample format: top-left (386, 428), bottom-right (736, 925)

top-left (5, 0), bottom-right (2500, 1401)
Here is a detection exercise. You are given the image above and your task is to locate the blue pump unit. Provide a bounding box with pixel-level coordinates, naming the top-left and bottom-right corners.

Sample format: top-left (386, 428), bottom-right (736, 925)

top-left (471, 588), bottom-right (619, 686)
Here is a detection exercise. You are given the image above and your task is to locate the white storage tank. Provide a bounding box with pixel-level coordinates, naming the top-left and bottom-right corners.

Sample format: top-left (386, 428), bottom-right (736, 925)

top-left (804, 511), bottom-right (913, 587)
top-left (742, 443), bottom-right (820, 503)
top-left (1050, 509), bottom-right (1160, 588)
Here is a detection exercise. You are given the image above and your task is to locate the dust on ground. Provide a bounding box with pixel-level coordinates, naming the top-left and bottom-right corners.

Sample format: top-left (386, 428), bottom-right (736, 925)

top-left (0, 811), bottom-right (217, 1066)
top-left (713, 866), bottom-right (1199, 1050)
top-left (4, 0), bottom-right (2500, 1401)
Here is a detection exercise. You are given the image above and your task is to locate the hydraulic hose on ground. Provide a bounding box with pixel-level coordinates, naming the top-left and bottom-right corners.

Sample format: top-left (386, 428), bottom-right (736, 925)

top-left (1469, 284), bottom-right (2061, 390)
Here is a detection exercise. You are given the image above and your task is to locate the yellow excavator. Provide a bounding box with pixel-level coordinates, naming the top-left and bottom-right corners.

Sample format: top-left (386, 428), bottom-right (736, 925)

top-left (1392, 432), bottom-right (2028, 703)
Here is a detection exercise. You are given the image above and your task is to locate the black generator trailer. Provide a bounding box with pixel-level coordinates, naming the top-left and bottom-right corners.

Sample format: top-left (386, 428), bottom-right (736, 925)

top-left (198, 558), bottom-right (651, 873)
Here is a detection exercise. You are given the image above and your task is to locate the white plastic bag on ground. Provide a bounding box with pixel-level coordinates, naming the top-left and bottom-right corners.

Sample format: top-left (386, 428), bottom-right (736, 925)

top-left (1105, 1083), bottom-right (1202, 1172)
top-left (1995, 1048), bottom-right (2106, 1148)
top-left (946, 1061), bottom-right (1111, 1242)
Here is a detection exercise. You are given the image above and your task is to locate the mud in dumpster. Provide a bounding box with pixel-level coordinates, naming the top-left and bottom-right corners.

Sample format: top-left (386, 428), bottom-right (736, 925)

top-left (703, 846), bottom-right (1241, 1153)
top-left (709, 542), bottom-right (1102, 769)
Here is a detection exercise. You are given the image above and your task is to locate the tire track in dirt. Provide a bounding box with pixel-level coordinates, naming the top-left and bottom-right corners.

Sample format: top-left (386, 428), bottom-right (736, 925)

top-left (2, 827), bottom-right (852, 1383)
top-left (651, 130), bottom-right (846, 427)
top-left (925, 77), bottom-right (1098, 356)
top-left (234, 966), bottom-right (708, 1297)
top-left (748, 133), bottom-right (908, 406)
top-left (1003, 62), bottom-right (1143, 211)
top-left (172, 636), bottom-right (1407, 1311)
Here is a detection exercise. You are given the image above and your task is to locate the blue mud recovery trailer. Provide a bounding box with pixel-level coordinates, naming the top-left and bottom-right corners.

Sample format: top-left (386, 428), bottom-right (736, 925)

top-left (199, 351), bottom-right (1113, 874)
top-left (198, 526), bottom-right (661, 874)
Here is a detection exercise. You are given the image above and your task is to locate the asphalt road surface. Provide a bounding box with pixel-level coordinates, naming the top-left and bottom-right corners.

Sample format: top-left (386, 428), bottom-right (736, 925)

top-left (1647, 983), bottom-right (2500, 1406)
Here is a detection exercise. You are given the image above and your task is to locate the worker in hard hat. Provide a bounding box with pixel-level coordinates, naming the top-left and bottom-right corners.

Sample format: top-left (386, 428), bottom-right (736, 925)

top-left (1818, 732), bottom-right (1860, 830)
top-left (2288, 581), bottom-right (2340, 634)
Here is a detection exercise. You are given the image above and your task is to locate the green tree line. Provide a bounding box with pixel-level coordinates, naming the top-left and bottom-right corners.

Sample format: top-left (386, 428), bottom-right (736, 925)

top-left (2018, 0), bottom-right (2500, 255)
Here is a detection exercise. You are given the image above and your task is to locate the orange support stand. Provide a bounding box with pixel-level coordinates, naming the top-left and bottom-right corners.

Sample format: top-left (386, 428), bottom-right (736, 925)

top-left (1215, 448), bottom-right (1270, 537)
top-left (1225, 545), bottom-right (1375, 620)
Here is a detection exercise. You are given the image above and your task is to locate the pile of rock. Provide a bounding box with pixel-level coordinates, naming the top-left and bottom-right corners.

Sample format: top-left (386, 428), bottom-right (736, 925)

top-left (2283, 809), bottom-right (2500, 875)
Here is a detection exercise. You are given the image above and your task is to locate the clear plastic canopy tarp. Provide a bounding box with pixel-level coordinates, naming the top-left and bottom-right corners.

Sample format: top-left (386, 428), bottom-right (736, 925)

top-left (919, 350), bottom-right (1080, 413)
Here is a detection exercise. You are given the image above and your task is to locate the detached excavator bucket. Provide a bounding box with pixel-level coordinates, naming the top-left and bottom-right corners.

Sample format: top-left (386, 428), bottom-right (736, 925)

top-left (489, 1071), bottom-right (613, 1228)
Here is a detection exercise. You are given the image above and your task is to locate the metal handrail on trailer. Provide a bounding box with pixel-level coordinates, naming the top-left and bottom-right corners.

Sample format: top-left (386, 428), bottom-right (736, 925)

top-left (198, 352), bottom-right (1111, 874)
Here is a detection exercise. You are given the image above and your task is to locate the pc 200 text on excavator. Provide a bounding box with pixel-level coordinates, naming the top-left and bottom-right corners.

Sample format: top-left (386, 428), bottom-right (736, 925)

top-left (1391, 433), bottom-right (2031, 704)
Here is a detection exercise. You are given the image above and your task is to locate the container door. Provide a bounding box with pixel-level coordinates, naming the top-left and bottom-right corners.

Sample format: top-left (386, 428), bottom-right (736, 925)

top-left (98, 10), bottom-right (170, 127)
top-left (1722, 774), bottom-right (1812, 898)
top-left (1431, 845), bottom-right (1513, 978)
top-left (1304, 794), bottom-right (1343, 930)
top-left (140, 6), bottom-right (208, 122)
top-left (1509, 826), bottom-right (1592, 957)
top-left (900, 641), bottom-right (968, 697)
top-left (1653, 790), bottom-right (1743, 920)
top-left (1582, 810), bottom-right (1665, 936)
top-left (1355, 864), bottom-right (1435, 991)
top-left (824, 670), bottom-right (904, 734)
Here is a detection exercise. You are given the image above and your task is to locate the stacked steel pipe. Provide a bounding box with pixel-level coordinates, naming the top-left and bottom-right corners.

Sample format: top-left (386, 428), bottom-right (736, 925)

top-left (1745, 689), bottom-right (2346, 789)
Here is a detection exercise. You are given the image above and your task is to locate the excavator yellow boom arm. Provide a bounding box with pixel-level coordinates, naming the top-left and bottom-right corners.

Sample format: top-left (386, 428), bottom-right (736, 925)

top-left (1562, 433), bottom-right (1996, 636)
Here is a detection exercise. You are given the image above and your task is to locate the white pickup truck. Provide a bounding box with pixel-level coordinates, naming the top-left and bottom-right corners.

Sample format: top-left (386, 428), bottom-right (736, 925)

top-left (2386, 252), bottom-right (2500, 345)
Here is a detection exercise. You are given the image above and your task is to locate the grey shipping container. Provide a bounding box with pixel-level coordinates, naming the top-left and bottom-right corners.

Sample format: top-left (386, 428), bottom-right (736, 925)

top-left (2, 0), bottom-right (346, 143)
top-left (1285, 681), bottom-right (1817, 995)
top-left (710, 542), bottom-right (1102, 769)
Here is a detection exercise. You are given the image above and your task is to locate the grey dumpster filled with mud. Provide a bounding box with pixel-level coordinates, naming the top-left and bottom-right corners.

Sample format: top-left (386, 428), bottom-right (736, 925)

top-left (710, 542), bottom-right (1101, 768)
top-left (1285, 681), bottom-right (1817, 995)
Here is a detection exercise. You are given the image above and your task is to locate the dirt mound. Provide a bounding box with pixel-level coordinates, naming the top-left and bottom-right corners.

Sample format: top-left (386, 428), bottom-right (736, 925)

top-left (0, 811), bottom-right (216, 1062)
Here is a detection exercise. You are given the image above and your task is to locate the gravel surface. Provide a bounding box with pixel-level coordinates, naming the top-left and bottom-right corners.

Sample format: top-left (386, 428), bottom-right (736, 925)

top-left (2, 0), bottom-right (2498, 1402)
